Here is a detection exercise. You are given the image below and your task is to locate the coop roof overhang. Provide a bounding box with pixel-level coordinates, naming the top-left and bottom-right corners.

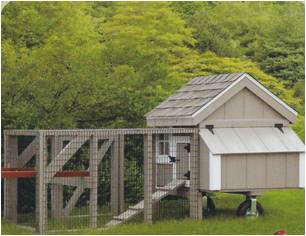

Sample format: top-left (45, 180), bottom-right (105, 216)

top-left (199, 127), bottom-right (305, 155)
top-left (146, 72), bottom-right (297, 127)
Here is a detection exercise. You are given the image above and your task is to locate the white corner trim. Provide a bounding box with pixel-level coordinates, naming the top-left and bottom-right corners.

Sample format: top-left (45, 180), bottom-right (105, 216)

top-left (299, 152), bottom-right (305, 188)
top-left (191, 73), bottom-right (246, 118)
top-left (209, 152), bottom-right (221, 190)
top-left (244, 74), bottom-right (297, 116)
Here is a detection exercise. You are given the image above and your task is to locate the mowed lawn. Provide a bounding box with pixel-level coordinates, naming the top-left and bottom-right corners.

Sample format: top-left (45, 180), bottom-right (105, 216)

top-left (2, 189), bottom-right (304, 235)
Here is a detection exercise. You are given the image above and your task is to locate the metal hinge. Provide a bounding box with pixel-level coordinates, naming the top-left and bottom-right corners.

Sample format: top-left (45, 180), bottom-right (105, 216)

top-left (168, 155), bottom-right (178, 163)
top-left (184, 143), bottom-right (190, 152)
top-left (205, 124), bottom-right (214, 134)
top-left (274, 123), bottom-right (284, 133)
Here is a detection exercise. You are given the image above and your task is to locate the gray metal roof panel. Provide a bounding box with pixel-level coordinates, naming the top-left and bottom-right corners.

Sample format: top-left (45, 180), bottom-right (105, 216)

top-left (200, 127), bottom-right (305, 155)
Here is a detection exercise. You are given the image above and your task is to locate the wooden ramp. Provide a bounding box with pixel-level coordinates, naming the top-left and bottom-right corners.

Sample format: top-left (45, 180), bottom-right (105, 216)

top-left (106, 179), bottom-right (186, 227)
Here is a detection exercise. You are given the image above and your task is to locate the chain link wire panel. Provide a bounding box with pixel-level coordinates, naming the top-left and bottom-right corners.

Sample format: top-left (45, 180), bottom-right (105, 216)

top-left (3, 128), bottom-right (200, 233)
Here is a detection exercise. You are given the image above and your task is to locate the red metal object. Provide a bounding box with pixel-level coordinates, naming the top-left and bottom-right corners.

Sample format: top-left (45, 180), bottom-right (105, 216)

top-left (1, 168), bottom-right (36, 178)
top-left (274, 230), bottom-right (287, 235)
top-left (54, 170), bottom-right (89, 177)
top-left (1, 168), bottom-right (89, 178)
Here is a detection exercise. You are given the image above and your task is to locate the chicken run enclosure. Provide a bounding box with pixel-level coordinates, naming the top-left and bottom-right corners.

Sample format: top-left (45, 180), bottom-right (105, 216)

top-left (2, 128), bottom-right (200, 233)
top-left (2, 73), bottom-right (305, 234)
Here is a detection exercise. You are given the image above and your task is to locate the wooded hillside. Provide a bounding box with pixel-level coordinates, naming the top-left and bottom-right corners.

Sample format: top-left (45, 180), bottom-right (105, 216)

top-left (1, 2), bottom-right (304, 139)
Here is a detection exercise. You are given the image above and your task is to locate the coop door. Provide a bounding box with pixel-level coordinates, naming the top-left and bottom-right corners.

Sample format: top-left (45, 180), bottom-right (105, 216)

top-left (155, 134), bottom-right (190, 187)
top-left (176, 143), bottom-right (189, 180)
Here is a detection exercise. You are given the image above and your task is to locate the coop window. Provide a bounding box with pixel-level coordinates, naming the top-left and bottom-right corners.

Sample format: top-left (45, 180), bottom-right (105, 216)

top-left (159, 134), bottom-right (169, 155)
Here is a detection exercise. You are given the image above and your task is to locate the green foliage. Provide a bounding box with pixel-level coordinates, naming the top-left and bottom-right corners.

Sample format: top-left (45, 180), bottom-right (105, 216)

top-left (84, 2), bottom-right (196, 127)
top-left (1, 1), bottom-right (304, 139)
top-left (292, 115), bottom-right (305, 142)
top-left (172, 2), bottom-right (304, 93)
top-left (2, 2), bottom-right (102, 128)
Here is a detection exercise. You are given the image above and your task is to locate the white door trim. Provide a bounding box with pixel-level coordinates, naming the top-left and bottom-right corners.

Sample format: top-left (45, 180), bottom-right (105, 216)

top-left (209, 152), bottom-right (221, 190)
top-left (299, 152), bottom-right (305, 188)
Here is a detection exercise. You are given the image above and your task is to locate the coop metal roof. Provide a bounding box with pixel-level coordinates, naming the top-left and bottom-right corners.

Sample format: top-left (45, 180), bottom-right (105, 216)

top-left (146, 72), bottom-right (297, 127)
top-left (200, 127), bottom-right (305, 155)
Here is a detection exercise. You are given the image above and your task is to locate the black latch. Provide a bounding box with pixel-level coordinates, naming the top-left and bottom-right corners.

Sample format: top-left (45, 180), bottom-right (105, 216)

top-left (168, 155), bottom-right (177, 163)
top-left (184, 143), bottom-right (190, 152)
top-left (274, 123), bottom-right (284, 133)
top-left (184, 170), bottom-right (190, 180)
top-left (205, 124), bottom-right (214, 134)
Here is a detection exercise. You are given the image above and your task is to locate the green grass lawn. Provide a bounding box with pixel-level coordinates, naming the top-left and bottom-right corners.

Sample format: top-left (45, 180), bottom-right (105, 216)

top-left (2, 189), bottom-right (304, 235)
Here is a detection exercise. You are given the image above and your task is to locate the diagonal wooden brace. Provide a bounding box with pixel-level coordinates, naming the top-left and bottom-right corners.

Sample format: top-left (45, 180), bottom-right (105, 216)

top-left (45, 135), bottom-right (90, 182)
top-left (17, 137), bottom-right (38, 167)
top-left (63, 187), bottom-right (85, 217)
top-left (62, 138), bottom-right (114, 217)
top-left (97, 138), bottom-right (114, 164)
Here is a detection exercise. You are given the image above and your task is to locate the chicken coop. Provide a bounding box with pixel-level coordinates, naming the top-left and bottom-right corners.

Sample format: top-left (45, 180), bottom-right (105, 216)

top-left (2, 72), bottom-right (304, 234)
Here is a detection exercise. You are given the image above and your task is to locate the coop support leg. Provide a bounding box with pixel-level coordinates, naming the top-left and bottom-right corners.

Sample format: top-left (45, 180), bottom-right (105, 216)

top-left (144, 133), bottom-right (153, 223)
top-left (190, 132), bottom-right (202, 219)
top-left (250, 197), bottom-right (257, 215)
top-left (50, 136), bottom-right (63, 219)
top-left (4, 134), bottom-right (18, 223)
top-left (36, 132), bottom-right (48, 234)
top-left (89, 135), bottom-right (98, 228)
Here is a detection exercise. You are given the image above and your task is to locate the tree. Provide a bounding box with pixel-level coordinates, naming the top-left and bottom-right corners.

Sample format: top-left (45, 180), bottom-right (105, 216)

top-left (2, 1), bottom-right (303, 136)
top-left (77, 2), bottom-right (196, 128)
top-left (2, 2), bottom-right (103, 129)
top-left (171, 2), bottom-right (305, 89)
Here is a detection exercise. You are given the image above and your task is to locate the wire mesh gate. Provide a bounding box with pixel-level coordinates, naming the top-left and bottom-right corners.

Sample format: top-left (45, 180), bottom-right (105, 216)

top-left (3, 128), bottom-right (202, 233)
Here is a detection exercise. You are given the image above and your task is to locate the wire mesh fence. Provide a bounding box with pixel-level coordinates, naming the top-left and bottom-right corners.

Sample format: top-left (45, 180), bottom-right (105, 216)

top-left (2, 134), bottom-right (37, 229)
top-left (2, 128), bottom-right (201, 233)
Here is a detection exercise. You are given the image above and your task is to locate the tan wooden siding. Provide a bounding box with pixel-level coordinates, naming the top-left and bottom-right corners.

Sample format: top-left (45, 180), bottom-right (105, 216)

top-left (221, 154), bottom-right (246, 189)
top-left (199, 138), bottom-right (210, 190)
top-left (266, 154), bottom-right (286, 188)
top-left (221, 153), bottom-right (300, 190)
top-left (224, 91), bottom-right (244, 119)
top-left (205, 88), bottom-right (285, 122)
top-left (246, 154), bottom-right (266, 188)
top-left (286, 153), bottom-right (300, 187)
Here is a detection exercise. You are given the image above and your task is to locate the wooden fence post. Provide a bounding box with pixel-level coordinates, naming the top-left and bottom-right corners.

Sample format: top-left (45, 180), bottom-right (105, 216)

top-left (4, 133), bottom-right (18, 223)
top-left (111, 136), bottom-right (119, 215)
top-left (118, 134), bottom-right (125, 213)
top-left (190, 131), bottom-right (202, 219)
top-left (144, 133), bottom-right (153, 223)
top-left (111, 135), bottom-right (124, 216)
top-left (36, 131), bottom-right (48, 234)
top-left (152, 135), bottom-right (160, 215)
top-left (50, 135), bottom-right (63, 218)
top-left (90, 134), bottom-right (98, 227)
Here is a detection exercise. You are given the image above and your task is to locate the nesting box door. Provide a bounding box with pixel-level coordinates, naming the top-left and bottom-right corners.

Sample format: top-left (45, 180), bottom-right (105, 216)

top-left (176, 143), bottom-right (189, 180)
